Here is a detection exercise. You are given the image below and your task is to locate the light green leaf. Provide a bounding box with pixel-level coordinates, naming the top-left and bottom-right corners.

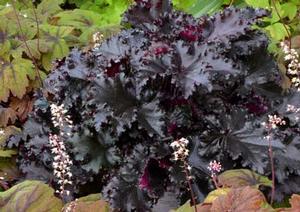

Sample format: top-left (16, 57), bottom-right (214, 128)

top-left (13, 39), bottom-right (50, 60)
top-left (265, 22), bottom-right (290, 41)
top-left (187, 0), bottom-right (223, 17)
top-left (245, 0), bottom-right (269, 8)
top-left (265, 1), bottom-right (283, 23)
top-left (37, 0), bottom-right (63, 20)
top-left (40, 25), bottom-right (73, 70)
top-left (0, 150), bottom-right (17, 158)
top-left (0, 58), bottom-right (36, 102)
top-left (0, 180), bottom-right (63, 211)
top-left (281, 2), bottom-right (298, 20)
top-left (173, 0), bottom-right (194, 11)
top-left (54, 9), bottom-right (104, 30)
top-left (40, 24), bottom-right (74, 38)
top-left (0, 41), bottom-right (11, 60)
top-left (41, 52), bottom-right (53, 71)
top-left (52, 39), bottom-right (69, 59)
top-left (291, 0), bottom-right (300, 6)
top-left (218, 169), bottom-right (272, 188)
top-left (203, 188), bottom-right (231, 204)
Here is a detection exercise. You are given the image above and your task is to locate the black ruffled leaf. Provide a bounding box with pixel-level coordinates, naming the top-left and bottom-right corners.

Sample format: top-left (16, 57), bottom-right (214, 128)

top-left (90, 74), bottom-right (164, 136)
top-left (69, 129), bottom-right (120, 173)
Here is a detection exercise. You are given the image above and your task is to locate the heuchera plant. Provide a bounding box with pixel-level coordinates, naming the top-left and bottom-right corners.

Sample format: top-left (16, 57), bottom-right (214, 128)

top-left (8, 0), bottom-right (300, 210)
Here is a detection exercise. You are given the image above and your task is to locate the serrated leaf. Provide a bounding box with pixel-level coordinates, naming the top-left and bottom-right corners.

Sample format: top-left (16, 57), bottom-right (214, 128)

top-left (14, 39), bottom-right (50, 60)
top-left (40, 25), bottom-right (73, 70)
top-left (9, 96), bottom-right (34, 122)
top-left (70, 130), bottom-right (120, 172)
top-left (92, 74), bottom-right (165, 136)
top-left (0, 180), bottom-right (63, 211)
top-left (218, 169), bottom-right (272, 188)
top-left (63, 193), bottom-right (110, 212)
top-left (206, 7), bottom-right (268, 43)
top-left (36, 0), bottom-right (63, 21)
top-left (211, 186), bottom-right (268, 211)
top-left (265, 23), bottom-right (289, 41)
top-left (141, 41), bottom-right (239, 98)
top-left (0, 108), bottom-right (17, 128)
top-left (287, 194), bottom-right (300, 211)
top-left (200, 109), bottom-right (285, 174)
top-left (281, 3), bottom-right (297, 20)
top-left (0, 58), bottom-right (36, 102)
top-left (54, 9), bottom-right (104, 29)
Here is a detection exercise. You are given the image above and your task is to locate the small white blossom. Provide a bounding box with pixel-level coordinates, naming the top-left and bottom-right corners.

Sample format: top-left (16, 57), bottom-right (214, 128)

top-left (286, 104), bottom-right (300, 121)
top-left (0, 129), bottom-right (4, 136)
top-left (50, 103), bottom-right (73, 137)
top-left (49, 133), bottom-right (73, 197)
top-left (92, 32), bottom-right (104, 48)
top-left (170, 138), bottom-right (189, 161)
top-left (262, 114), bottom-right (286, 131)
top-left (48, 104), bottom-right (74, 197)
top-left (281, 42), bottom-right (300, 91)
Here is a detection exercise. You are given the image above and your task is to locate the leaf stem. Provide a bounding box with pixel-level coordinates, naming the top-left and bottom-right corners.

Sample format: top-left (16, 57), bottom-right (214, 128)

top-left (32, 4), bottom-right (40, 53)
top-left (268, 138), bottom-right (275, 205)
top-left (270, 0), bottom-right (291, 48)
top-left (11, 0), bottom-right (43, 87)
top-left (212, 175), bottom-right (220, 189)
top-left (183, 161), bottom-right (198, 212)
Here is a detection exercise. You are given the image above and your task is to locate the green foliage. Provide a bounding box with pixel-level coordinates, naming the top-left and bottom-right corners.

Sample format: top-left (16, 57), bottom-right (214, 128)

top-left (239, 0), bottom-right (300, 53)
top-left (174, 0), bottom-right (300, 54)
top-left (173, 0), bottom-right (223, 17)
top-left (0, 0), bottom-right (132, 127)
top-left (0, 180), bottom-right (64, 211)
top-left (0, 180), bottom-right (110, 211)
top-left (186, 0), bottom-right (223, 17)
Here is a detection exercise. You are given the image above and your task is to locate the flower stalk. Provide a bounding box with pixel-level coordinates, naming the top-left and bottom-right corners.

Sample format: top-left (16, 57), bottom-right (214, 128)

top-left (50, 103), bottom-right (74, 199)
top-left (170, 138), bottom-right (198, 212)
top-left (262, 114), bottom-right (286, 204)
top-left (207, 160), bottom-right (222, 189)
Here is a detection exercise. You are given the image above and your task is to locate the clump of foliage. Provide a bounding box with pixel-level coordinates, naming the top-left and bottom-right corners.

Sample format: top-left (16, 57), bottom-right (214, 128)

top-left (0, 0), bottom-right (130, 128)
top-left (7, 0), bottom-right (300, 211)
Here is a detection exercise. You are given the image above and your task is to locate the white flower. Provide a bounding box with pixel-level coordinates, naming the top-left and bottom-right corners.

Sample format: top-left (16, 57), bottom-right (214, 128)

top-left (0, 129), bottom-right (4, 136)
top-left (207, 160), bottom-right (222, 177)
top-left (49, 133), bottom-right (73, 197)
top-left (281, 41), bottom-right (300, 91)
top-left (170, 137), bottom-right (190, 161)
